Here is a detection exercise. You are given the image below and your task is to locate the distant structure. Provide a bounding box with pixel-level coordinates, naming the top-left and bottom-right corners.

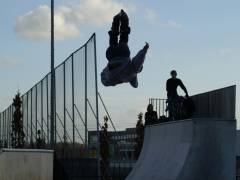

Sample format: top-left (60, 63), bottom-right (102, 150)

top-left (89, 128), bottom-right (137, 160)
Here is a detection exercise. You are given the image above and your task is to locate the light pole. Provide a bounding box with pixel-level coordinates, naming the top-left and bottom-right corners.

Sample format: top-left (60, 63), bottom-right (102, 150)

top-left (50, 0), bottom-right (55, 149)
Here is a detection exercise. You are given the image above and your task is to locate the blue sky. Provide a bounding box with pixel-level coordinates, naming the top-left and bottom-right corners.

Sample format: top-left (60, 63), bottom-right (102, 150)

top-left (0, 0), bottom-right (239, 129)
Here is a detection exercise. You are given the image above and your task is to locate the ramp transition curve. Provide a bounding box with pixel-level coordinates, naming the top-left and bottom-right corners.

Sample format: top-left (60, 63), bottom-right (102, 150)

top-left (126, 118), bottom-right (236, 180)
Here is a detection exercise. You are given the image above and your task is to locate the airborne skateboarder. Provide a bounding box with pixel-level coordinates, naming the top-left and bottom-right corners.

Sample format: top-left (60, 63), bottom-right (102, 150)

top-left (101, 10), bottom-right (149, 88)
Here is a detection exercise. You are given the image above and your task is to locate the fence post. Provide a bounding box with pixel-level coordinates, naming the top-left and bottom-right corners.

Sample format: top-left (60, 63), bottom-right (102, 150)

top-left (41, 81), bottom-right (44, 140)
top-left (2, 111), bottom-right (4, 147)
top-left (0, 114), bottom-right (2, 146)
top-left (63, 62), bottom-right (66, 145)
top-left (85, 45), bottom-right (88, 147)
top-left (71, 54), bottom-right (75, 147)
top-left (47, 75), bottom-right (49, 144)
top-left (31, 89), bottom-right (33, 146)
top-left (7, 107), bottom-right (8, 148)
top-left (36, 86), bottom-right (38, 141)
top-left (27, 93), bottom-right (29, 144)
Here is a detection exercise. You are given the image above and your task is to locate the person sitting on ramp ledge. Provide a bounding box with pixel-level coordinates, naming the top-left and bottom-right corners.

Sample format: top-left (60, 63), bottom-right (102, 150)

top-left (101, 10), bottom-right (149, 88)
top-left (145, 104), bottom-right (158, 125)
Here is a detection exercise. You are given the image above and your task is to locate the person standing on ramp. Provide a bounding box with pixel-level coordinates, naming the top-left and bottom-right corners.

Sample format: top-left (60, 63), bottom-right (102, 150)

top-left (101, 10), bottom-right (149, 88)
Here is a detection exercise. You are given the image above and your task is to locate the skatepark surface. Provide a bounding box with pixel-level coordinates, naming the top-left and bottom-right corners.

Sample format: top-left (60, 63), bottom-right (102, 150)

top-left (126, 118), bottom-right (236, 180)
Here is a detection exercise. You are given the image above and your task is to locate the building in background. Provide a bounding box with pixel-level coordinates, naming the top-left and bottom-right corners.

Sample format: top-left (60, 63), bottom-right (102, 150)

top-left (88, 128), bottom-right (137, 160)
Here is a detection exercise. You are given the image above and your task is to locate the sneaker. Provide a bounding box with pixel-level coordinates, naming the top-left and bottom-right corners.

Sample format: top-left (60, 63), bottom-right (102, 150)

top-left (130, 77), bottom-right (138, 88)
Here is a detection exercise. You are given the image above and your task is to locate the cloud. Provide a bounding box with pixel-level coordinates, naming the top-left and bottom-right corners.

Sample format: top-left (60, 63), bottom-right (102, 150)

top-left (144, 8), bottom-right (158, 23)
top-left (144, 8), bottom-right (183, 30)
top-left (14, 0), bottom-right (130, 41)
top-left (161, 20), bottom-right (183, 29)
top-left (15, 5), bottom-right (79, 41)
top-left (218, 48), bottom-right (233, 55)
top-left (0, 56), bottom-right (22, 69)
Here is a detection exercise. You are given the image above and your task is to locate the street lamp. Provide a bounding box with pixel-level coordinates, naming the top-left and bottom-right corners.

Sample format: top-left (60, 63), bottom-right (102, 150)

top-left (50, 0), bottom-right (55, 149)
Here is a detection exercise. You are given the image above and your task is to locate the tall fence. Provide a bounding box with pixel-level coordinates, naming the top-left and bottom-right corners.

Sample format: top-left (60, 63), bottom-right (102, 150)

top-left (0, 34), bottom-right (99, 157)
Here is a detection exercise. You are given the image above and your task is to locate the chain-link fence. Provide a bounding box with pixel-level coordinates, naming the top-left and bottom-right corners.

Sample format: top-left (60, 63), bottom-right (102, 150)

top-left (0, 34), bottom-right (100, 179)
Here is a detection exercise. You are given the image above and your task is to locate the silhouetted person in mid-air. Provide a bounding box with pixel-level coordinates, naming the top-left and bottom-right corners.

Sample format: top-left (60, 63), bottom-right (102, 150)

top-left (145, 104), bottom-right (158, 125)
top-left (101, 10), bottom-right (149, 88)
top-left (166, 70), bottom-right (189, 120)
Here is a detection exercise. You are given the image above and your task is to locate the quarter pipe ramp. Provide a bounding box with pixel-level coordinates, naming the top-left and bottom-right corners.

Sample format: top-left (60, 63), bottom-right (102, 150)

top-left (126, 118), bottom-right (236, 180)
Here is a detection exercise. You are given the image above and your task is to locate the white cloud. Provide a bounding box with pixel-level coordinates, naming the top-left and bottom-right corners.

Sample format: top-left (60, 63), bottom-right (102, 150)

top-left (161, 20), bottom-right (183, 30)
top-left (144, 8), bottom-right (158, 23)
top-left (14, 0), bottom-right (130, 41)
top-left (0, 56), bottom-right (22, 69)
top-left (15, 5), bottom-right (79, 41)
top-left (218, 48), bottom-right (233, 55)
top-left (144, 8), bottom-right (183, 30)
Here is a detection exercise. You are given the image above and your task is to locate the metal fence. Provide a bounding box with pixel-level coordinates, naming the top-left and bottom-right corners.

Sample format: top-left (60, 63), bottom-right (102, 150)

top-left (0, 34), bottom-right (99, 174)
top-left (0, 33), bottom-right (142, 179)
top-left (148, 98), bottom-right (168, 118)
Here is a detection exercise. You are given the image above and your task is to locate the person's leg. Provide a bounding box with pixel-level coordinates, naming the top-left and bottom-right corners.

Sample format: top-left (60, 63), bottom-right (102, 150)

top-left (116, 10), bottom-right (130, 58)
top-left (119, 10), bottom-right (131, 44)
top-left (106, 12), bottom-right (121, 61)
top-left (118, 43), bottom-right (130, 58)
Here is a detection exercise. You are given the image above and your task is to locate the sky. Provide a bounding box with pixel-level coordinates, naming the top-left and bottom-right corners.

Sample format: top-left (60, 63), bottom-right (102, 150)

top-left (0, 0), bottom-right (239, 129)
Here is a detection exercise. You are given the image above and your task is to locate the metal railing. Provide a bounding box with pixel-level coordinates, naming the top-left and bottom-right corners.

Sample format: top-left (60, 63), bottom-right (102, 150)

top-left (149, 98), bottom-right (168, 118)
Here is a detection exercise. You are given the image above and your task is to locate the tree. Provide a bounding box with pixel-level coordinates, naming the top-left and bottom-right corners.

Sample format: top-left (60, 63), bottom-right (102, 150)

top-left (100, 116), bottom-right (110, 180)
top-left (134, 113), bottom-right (144, 159)
top-left (11, 91), bottom-right (25, 148)
top-left (36, 130), bottom-right (46, 149)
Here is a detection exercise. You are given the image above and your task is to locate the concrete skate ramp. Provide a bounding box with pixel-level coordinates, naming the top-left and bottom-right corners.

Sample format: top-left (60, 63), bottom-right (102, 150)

top-left (126, 118), bottom-right (236, 180)
top-left (0, 149), bottom-right (53, 180)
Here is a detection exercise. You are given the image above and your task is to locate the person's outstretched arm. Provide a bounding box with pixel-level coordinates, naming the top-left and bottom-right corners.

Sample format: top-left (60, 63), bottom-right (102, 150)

top-left (179, 80), bottom-right (189, 97)
top-left (131, 42), bottom-right (149, 73)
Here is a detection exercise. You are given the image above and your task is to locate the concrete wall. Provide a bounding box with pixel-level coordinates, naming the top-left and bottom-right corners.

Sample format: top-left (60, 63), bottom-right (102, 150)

top-left (192, 85), bottom-right (236, 119)
top-left (0, 149), bottom-right (53, 180)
